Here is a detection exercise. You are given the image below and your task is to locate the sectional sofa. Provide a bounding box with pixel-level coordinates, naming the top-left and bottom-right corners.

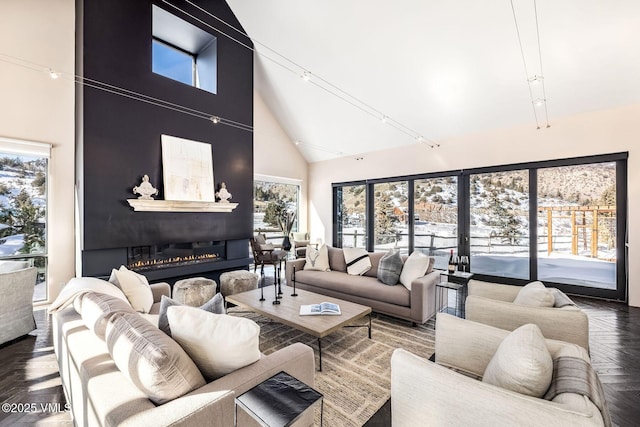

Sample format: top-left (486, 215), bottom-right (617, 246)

top-left (51, 278), bottom-right (315, 427)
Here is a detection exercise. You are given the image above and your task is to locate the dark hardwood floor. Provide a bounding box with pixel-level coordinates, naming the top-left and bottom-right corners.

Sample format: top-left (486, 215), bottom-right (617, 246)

top-left (1, 298), bottom-right (639, 426)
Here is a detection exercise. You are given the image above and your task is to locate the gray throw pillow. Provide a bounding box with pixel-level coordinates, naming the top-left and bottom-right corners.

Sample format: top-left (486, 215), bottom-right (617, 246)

top-left (159, 293), bottom-right (225, 336)
top-left (377, 250), bottom-right (404, 286)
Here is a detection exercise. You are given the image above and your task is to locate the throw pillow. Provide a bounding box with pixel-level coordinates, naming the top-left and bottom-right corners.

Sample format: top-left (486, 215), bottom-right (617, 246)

top-left (304, 244), bottom-right (331, 271)
top-left (552, 288), bottom-right (577, 308)
top-left (513, 281), bottom-right (555, 307)
top-left (327, 246), bottom-right (347, 272)
top-left (80, 292), bottom-right (136, 339)
top-left (377, 250), bottom-right (404, 286)
top-left (113, 265), bottom-right (154, 313)
top-left (342, 247), bottom-right (372, 276)
top-left (107, 268), bottom-right (123, 290)
top-left (399, 251), bottom-right (432, 290)
top-left (167, 306), bottom-right (261, 381)
top-left (158, 293), bottom-right (225, 336)
top-left (482, 323), bottom-right (553, 398)
top-left (105, 312), bottom-right (206, 405)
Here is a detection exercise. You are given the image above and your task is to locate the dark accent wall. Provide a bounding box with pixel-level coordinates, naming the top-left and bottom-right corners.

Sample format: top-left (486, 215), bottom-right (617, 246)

top-left (77, 0), bottom-right (253, 277)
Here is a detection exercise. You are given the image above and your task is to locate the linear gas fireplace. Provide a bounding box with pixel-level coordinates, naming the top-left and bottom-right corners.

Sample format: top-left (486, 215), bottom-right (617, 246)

top-left (127, 242), bottom-right (226, 272)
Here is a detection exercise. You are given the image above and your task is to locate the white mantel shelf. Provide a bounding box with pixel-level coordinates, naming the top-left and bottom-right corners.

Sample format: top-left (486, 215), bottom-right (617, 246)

top-left (127, 199), bottom-right (238, 212)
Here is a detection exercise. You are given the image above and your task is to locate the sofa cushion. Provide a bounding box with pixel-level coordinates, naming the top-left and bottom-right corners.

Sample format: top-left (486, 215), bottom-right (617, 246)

top-left (167, 306), bottom-right (261, 381)
top-left (327, 246), bottom-right (347, 272)
top-left (377, 250), bottom-right (404, 286)
top-left (105, 312), bottom-right (206, 405)
top-left (158, 293), bottom-right (225, 336)
top-left (482, 323), bottom-right (553, 398)
top-left (399, 251), bottom-right (432, 290)
top-left (364, 252), bottom-right (386, 278)
top-left (295, 270), bottom-right (411, 307)
top-left (304, 244), bottom-right (331, 271)
top-left (80, 292), bottom-right (136, 339)
top-left (514, 281), bottom-right (555, 307)
top-left (114, 265), bottom-right (154, 313)
top-left (343, 247), bottom-right (372, 275)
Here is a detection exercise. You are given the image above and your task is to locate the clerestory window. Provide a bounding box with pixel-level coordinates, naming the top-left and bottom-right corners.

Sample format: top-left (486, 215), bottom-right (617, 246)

top-left (152, 5), bottom-right (217, 94)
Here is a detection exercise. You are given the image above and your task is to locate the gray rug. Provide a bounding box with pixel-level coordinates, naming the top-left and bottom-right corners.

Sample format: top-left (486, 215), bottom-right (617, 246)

top-left (232, 307), bottom-right (436, 426)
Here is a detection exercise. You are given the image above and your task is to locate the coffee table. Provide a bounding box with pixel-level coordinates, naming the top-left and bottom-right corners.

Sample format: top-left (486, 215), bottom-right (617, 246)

top-left (226, 286), bottom-right (372, 371)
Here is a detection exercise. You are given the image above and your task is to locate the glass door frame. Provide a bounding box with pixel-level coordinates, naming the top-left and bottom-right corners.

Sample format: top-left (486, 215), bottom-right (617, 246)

top-left (460, 153), bottom-right (627, 301)
top-left (333, 152), bottom-right (628, 301)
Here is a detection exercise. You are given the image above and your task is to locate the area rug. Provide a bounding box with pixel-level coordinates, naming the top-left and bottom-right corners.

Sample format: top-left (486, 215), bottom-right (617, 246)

top-left (232, 308), bottom-right (436, 426)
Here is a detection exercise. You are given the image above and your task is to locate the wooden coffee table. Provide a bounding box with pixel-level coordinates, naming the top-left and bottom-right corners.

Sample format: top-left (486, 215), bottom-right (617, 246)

top-left (226, 286), bottom-right (372, 371)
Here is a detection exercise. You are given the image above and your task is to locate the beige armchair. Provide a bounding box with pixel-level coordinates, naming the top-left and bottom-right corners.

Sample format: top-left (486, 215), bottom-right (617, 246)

top-left (465, 279), bottom-right (589, 351)
top-left (0, 266), bottom-right (37, 345)
top-left (291, 231), bottom-right (310, 258)
top-left (391, 314), bottom-right (607, 427)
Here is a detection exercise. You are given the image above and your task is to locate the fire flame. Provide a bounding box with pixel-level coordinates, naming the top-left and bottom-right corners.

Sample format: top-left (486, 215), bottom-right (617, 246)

top-left (128, 253), bottom-right (218, 270)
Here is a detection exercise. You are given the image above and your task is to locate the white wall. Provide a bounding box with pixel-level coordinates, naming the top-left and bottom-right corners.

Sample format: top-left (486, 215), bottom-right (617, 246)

top-left (0, 0), bottom-right (75, 303)
top-left (309, 104), bottom-right (640, 306)
top-left (253, 91), bottom-right (309, 231)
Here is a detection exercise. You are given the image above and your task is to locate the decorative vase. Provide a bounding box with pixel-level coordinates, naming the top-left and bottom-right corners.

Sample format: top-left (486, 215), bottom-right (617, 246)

top-left (282, 236), bottom-right (292, 251)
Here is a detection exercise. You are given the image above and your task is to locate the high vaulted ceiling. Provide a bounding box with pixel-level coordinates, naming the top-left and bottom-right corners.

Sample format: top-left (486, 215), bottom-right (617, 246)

top-left (226, 0), bottom-right (640, 163)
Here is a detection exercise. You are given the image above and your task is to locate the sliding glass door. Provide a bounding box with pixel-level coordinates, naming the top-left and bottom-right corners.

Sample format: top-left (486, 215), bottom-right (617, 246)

top-left (332, 153), bottom-right (627, 300)
top-left (537, 162), bottom-right (618, 290)
top-left (468, 170), bottom-right (530, 279)
top-left (413, 177), bottom-right (458, 270)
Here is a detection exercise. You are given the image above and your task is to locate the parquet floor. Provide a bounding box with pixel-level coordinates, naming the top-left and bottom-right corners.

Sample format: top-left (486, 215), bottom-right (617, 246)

top-left (1, 299), bottom-right (639, 426)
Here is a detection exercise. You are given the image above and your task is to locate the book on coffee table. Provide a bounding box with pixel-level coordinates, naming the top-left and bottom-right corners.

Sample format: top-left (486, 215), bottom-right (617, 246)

top-left (299, 302), bottom-right (341, 316)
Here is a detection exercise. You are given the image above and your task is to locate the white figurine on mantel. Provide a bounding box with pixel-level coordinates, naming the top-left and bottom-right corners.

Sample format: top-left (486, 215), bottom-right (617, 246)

top-left (216, 182), bottom-right (232, 203)
top-left (133, 174), bottom-right (158, 200)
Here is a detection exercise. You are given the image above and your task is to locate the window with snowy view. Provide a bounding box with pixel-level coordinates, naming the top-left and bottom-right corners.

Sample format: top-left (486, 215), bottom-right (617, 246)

top-left (0, 150), bottom-right (48, 301)
top-left (537, 162), bottom-right (617, 289)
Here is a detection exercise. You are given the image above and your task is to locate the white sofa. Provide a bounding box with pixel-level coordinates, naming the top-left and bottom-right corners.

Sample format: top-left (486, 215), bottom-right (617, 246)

top-left (52, 278), bottom-right (315, 427)
top-left (391, 314), bottom-right (607, 426)
top-left (465, 279), bottom-right (590, 351)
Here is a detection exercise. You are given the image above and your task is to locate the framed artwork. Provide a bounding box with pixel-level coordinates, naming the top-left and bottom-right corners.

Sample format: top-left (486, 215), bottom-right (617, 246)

top-left (161, 134), bottom-right (215, 201)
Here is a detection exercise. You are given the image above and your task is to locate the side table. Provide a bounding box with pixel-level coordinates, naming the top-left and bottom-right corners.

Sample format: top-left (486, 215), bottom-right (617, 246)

top-left (235, 371), bottom-right (323, 427)
top-left (435, 271), bottom-right (474, 319)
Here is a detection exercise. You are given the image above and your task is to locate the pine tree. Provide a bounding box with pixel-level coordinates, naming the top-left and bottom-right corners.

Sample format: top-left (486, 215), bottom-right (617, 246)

top-left (487, 190), bottom-right (522, 245)
top-left (374, 193), bottom-right (399, 244)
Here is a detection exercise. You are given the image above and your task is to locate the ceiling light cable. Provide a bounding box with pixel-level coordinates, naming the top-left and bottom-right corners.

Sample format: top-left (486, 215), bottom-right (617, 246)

top-left (168, 0), bottom-right (438, 147)
top-left (0, 53), bottom-right (253, 133)
top-left (533, 0), bottom-right (551, 128)
top-left (510, 0), bottom-right (542, 129)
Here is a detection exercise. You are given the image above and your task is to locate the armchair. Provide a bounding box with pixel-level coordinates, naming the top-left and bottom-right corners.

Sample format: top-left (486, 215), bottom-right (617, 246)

top-left (291, 231), bottom-right (310, 258)
top-left (391, 314), bottom-right (607, 427)
top-left (465, 279), bottom-right (589, 351)
top-left (249, 236), bottom-right (287, 284)
top-left (0, 266), bottom-right (37, 345)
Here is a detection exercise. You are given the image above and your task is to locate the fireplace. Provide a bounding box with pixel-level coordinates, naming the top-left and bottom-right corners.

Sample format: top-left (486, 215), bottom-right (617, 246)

top-left (127, 241), bottom-right (226, 272)
top-left (82, 239), bottom-right (251, 284)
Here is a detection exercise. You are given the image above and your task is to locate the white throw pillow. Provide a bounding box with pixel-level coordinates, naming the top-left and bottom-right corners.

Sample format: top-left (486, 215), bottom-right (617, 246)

top-left (399, 251), bottom-right (432, 290)
top-left (343, 247), bottom-right (371, 276)
top-left (114, 265), bottom-right (154, 313)
top-left (80, 292), bottom-right (136, 339)
top-left (304, 244), bottom-right (331, 271)
top-left (513, 281), bottom-right (555, 307)
top-left (105, 312), bottom-right (206, 405)
top-left (482, 323), bottom-right (553, 398)
top-left (167, 306), bottom-right (261, 381)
